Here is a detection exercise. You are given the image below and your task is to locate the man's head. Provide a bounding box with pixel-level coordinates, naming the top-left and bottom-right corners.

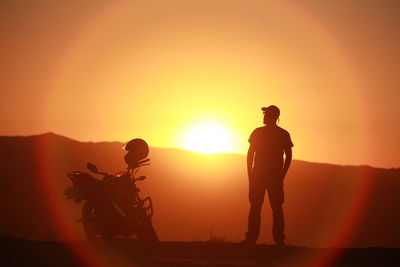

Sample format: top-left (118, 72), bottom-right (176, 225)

top-left (262, 105), bottom-right (280, 125)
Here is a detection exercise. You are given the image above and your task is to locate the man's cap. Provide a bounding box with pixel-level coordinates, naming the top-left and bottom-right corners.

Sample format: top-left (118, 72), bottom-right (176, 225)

top-left (261, 105), bottom-right (280, 116)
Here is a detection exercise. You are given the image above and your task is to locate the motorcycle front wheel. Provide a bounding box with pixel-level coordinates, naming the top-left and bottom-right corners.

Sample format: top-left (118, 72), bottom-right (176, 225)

top-left (136, 208), bottom-right (159, 248)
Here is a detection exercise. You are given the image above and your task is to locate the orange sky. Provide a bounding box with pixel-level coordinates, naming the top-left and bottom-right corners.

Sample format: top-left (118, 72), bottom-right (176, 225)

top-left (1, 0), bottom-right (399, 168)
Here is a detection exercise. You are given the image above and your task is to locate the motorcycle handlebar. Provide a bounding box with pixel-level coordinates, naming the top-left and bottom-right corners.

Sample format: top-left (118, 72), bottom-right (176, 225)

top-left (134, 176), bottom-right (146, 182)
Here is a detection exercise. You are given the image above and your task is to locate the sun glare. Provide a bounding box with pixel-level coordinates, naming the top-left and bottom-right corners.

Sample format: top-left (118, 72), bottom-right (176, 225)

top-left (179, 121), bottom-right (237, 154)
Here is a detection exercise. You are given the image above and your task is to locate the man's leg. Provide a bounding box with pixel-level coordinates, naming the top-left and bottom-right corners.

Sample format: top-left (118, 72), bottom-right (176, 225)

top-left (245, 177), bottom-right (267, 243)
top-left (266, 178), bottom-right (285, 245)
top-left (245, 200), bottom-right (263, 242)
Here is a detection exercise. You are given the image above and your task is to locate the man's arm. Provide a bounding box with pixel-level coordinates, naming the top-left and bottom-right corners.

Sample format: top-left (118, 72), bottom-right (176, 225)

top-left (247, 144), bottom-right (255, 180)
top-left (282, 147), bottom-right (292, 179)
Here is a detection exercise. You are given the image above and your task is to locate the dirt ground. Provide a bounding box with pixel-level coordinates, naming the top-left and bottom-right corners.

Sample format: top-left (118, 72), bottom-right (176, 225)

top-left (1, 238), bottom-right (399, 267)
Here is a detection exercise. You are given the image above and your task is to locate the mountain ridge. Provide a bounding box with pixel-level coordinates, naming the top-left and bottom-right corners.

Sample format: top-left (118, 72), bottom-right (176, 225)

top-left (1, 132), bottom-right (396, 170)
top-left (0, 133), bottom-right (399, 247)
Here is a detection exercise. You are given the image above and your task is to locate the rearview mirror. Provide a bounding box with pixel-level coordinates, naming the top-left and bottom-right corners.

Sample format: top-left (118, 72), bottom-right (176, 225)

top-left (86, 162), bottom-right (98, 173)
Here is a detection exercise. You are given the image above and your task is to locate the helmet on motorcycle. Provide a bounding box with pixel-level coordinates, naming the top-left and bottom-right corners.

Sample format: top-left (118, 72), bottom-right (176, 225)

top-left (123, 138), bottom-right (149, 161)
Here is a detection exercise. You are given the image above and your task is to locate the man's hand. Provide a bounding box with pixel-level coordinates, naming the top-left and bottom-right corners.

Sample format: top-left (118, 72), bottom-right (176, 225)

top-left (247, 144), bottom-right (255, 181)
top-left (247, 168), bottom-right (253, 179)
top-left (281, 169), bottom-right (287, 180)
top-left (282, 147), bottom-right (292, 180)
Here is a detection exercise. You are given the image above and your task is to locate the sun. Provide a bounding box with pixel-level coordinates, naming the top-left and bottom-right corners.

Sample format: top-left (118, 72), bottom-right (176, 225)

top-left (179, 121), bottom-right (237, 154)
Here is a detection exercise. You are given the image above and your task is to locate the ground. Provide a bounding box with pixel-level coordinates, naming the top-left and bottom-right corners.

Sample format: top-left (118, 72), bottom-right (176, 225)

top-left (1, 238), bottom-right (399, 267)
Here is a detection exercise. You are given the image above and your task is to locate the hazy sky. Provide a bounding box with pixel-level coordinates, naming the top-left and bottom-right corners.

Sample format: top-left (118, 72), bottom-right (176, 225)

top-left (1, 0), bottom-right (399, 168)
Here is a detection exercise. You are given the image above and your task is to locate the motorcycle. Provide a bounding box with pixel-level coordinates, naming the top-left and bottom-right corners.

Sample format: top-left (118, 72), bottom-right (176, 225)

top-left (65, 139), bottom-right (159, 246)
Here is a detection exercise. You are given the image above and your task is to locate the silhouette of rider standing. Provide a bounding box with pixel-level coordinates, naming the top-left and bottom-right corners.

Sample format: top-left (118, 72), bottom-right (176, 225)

top-left (243, 105), bottom-right (293, 246)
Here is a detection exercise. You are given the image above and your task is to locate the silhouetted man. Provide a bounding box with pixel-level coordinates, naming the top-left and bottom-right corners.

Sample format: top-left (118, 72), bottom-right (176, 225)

top-left (243, 105), bottom-right (293, 246)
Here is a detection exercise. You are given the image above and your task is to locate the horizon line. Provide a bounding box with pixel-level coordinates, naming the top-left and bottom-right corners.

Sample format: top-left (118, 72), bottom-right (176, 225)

top-left (0, 131), bottom-right (398, 170)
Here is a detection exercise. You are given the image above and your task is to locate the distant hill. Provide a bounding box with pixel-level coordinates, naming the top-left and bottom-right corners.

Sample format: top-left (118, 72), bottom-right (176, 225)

top-left (0, 133), bottom-right (399, 247)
